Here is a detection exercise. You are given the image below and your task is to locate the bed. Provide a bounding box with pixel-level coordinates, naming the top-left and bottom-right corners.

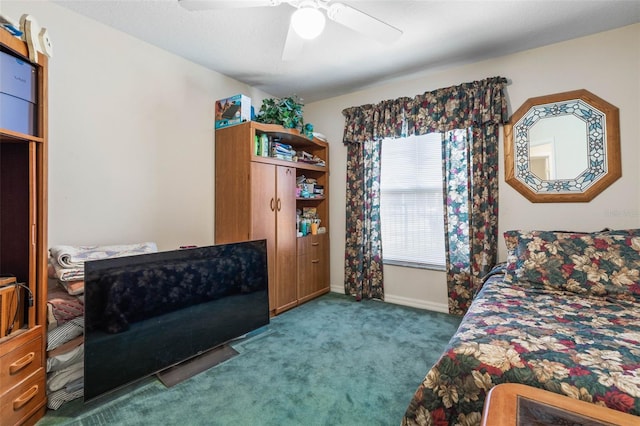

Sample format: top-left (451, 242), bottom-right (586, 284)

top-left (402, 229), bottom-right (640, 426)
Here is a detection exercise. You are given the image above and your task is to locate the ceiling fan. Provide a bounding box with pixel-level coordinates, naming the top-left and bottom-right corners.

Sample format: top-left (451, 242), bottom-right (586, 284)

top-left (178, 0), bottom-right (403, 61)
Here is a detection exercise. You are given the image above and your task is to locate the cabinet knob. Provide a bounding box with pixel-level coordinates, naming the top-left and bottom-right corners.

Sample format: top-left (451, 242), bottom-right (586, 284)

top-left (13, 385), bottom-right (39, 411)
top-left (270, 198), bottom-right (275, 211)
top-left (311, 242), bottom-right (319, 246)
top-left (277, 199), bottom-right (281, 211)
top-left (311, 259), bottom-right (320, 264)
top-left (9, 352), bottom-right (35, 375)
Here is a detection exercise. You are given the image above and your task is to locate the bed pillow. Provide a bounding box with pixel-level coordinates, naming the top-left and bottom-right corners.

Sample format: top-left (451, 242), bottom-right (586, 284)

top-left (503, 229), bottom-right (640, 302)
top-left (502, 230), bottom-right (593, 283)
top-left (503, 229), bottom-right (595, 283)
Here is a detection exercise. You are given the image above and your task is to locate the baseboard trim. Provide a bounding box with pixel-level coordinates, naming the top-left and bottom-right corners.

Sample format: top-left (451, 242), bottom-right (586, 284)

top-left (383, 293), bottom-right (449, 313)
top-left (330, 285), bottom-right (343, 294)
top-left (329, 287), bottom-right (449, 314)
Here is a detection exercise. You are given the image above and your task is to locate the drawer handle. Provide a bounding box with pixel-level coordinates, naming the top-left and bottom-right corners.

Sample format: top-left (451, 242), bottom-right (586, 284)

top-left (311, 259), bottom-right (320, 264)
top-left (311, 242), bottom-right (319, 246)
top-left (9, 352), bottom-right (35, 375)
top-left (13, 385), bottom-right (38, 411)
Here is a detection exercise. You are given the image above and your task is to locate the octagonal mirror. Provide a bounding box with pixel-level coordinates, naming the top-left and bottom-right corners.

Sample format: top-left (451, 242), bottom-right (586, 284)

top-left (504, 89), bottom-right (620, 202)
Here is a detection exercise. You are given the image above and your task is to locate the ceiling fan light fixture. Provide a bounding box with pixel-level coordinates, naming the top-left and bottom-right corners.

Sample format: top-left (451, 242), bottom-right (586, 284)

top-left (291, 5), bottom-right (326, 40)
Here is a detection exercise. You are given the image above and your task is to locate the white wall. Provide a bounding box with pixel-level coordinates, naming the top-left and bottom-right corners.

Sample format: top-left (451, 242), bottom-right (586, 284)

top-left (2, 1), bottom-right (271, 251)
top-left (305, 24), bottom-right (640, 312)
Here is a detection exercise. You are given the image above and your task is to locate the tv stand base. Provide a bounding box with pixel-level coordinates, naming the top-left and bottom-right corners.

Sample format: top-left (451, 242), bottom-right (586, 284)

top-left (156, 344), bottom-right (239, 388)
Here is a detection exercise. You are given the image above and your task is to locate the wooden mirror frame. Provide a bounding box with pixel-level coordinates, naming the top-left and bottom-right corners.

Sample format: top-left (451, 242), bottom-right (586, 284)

top-left (504, 89), bottom-right (621, 203)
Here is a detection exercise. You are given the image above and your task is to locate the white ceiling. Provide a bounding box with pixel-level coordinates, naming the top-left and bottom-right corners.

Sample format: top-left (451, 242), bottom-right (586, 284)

top-left (52, 0), bottom-right (640, 103)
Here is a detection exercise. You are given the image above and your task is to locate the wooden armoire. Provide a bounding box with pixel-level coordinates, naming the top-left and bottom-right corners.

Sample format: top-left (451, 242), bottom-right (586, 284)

top-left (214, 121), bottom-right (330, 315)
top-left (0, 30), bottom-right (49, 425)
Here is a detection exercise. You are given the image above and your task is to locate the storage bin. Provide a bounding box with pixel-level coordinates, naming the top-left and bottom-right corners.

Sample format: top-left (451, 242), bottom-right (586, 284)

top-left (0, 50), bottom-right (36, 135)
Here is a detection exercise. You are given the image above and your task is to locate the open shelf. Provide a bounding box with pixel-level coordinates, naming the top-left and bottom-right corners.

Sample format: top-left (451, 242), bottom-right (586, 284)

top-left (1, 128), bottom-right (45, 144)
top-left (251, 155), bottom-right (326, 172)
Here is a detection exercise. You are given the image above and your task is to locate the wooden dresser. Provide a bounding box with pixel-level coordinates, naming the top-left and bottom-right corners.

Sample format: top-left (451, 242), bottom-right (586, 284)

top-left (0, 30), bottom-right (49, 426)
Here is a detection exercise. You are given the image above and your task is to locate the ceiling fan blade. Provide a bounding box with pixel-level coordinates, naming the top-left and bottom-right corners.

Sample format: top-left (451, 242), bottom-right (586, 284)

top-left (326, 3), bottom-right (402, 44)
top-left (178, 0), bottom-right (279, 11)
top-left (281, 23), bottom-right (305, 61)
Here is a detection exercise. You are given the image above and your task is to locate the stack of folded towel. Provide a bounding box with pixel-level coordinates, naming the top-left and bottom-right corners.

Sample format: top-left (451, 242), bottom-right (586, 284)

top-left (48, 242), bottom-right (158, 295)
top-left (45, 242), bottom-right (158, 409)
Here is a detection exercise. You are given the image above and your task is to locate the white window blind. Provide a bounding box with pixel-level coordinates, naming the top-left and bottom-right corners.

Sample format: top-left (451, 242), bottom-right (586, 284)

top-left (380, 133), bottom-right (446, 268)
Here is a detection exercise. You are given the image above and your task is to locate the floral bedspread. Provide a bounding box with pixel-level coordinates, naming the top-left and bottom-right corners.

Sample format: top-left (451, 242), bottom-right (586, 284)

top-left (401, 272), bottom-right (640, 426)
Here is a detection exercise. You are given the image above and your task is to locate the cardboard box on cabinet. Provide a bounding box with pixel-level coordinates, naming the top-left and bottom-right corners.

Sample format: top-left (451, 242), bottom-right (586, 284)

top-left (215, 94), bottom-right (251, 129)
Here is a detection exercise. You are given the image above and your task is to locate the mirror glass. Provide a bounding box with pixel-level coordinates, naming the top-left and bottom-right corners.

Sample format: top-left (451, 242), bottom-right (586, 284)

top-left (529, 115), bottom-right (587, 180)
top-left (504, 89), bottom-right (620, 202)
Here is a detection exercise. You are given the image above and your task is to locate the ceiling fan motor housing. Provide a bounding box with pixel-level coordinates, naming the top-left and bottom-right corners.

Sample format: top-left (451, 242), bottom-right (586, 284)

top-left (291, 1), bottom-right (326, 40)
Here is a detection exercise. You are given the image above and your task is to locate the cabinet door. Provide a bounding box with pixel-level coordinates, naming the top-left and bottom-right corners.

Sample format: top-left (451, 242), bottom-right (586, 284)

top-left (274, 166), bottom-right (297, 312)
top-left (250, 162), bottom-right (277, 311)
top-left (313, 233), bottom-right (330, 294)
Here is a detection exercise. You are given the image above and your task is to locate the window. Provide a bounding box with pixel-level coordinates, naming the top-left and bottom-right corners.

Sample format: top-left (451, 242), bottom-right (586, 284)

top-left (380, 133), bottom-right (445, 269)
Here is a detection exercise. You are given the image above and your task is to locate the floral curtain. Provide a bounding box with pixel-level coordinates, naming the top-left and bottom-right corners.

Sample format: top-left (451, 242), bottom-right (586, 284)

top-left (343, 140), bottom-right (384, 300)
top-left (342, 77), bottom-right (508, 312)
top-left (442, 126), bottom-right (501, 315)
top-left (442, 129), bottom-right (471, 287)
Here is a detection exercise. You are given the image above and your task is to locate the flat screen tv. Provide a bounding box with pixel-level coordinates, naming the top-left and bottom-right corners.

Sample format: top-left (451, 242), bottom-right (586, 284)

top-left (84, 239), bottom-right (269, 401)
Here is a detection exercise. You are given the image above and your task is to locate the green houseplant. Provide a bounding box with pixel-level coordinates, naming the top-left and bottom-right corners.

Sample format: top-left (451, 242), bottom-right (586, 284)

top-left (255, 95), bottom-right (304, 131)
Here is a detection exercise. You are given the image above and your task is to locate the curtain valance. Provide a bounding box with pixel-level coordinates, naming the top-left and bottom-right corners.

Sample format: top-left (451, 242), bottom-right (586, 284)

top-left (342, 76), bottom-right (508, 144)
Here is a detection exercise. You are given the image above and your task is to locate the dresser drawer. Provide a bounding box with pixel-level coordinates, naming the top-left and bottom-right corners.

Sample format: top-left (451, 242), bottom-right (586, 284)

top-left (297, 233), bottom-right (326, 256)
top-left (0, 367), bottom-right (46, 426)
top-left (0, 331), bottom-right (43, 389)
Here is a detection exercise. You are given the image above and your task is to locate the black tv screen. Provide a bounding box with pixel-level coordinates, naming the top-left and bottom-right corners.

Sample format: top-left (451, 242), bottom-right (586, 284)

top-left (84, 240), bottom-right (269, 401)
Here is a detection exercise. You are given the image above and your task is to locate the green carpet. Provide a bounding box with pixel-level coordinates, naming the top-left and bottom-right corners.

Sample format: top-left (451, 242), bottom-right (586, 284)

top-left (37, 293), bottom-right (461, 426)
